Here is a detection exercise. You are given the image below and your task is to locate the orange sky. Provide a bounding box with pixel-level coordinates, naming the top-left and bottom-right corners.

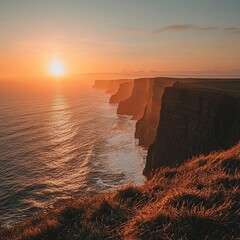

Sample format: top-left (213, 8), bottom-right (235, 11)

top-left (0, 0), bottom-right (240, 80)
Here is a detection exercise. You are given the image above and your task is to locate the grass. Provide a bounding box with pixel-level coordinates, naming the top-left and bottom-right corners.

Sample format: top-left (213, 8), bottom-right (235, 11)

top-left (1, 143), bottom-right (239, 240)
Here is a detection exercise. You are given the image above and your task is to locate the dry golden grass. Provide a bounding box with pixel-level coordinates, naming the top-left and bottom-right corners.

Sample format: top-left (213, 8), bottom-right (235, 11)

top-left (1, 143), bottom-right (239, 240)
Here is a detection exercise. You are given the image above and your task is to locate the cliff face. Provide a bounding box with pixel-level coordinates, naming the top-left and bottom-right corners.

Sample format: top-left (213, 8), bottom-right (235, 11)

top-left (117, 78), bottom-right (152, 120)
top-left (93, 79), bottom-right (132, 94)
top-left (135, 78), bottom-right (174, 147)
top-left (144, 81), bottom-right (240, 178)
top-left (109, 81), bottom-right (134, 103)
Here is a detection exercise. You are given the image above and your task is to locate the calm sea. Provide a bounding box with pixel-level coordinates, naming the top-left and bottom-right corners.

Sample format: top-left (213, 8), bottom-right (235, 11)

top-left (0, 87), bottom-right (145, 226)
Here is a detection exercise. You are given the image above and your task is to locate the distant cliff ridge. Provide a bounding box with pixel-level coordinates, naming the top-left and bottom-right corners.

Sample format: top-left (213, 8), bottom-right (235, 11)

top-left (92, 79), bottom-right (133, 94)
top-left (117, 78), bottom-right (152, 120)
top-left (135, 78), bottom-right (175, 147)
top-left (144, 81), bottom-right (240, 178)
top-left (93, 78), bottom-right (240, 179)
top-left (93, 78), bottom-right (175, 139)
top-left (109, 81), bottom-right (134, 103)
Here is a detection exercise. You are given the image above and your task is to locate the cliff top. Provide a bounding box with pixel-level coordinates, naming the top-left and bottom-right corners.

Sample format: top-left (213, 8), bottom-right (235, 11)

top-left (173, 79), bottom-right (240, 97)
top-left (1, 143), bottom-right (239, 240)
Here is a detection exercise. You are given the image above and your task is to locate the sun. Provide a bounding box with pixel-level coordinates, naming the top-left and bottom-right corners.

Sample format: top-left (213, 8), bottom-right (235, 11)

top-left (48, 59), bottom-right (66, 77)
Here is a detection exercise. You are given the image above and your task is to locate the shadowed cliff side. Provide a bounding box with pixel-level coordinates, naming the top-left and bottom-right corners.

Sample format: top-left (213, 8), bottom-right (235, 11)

top-left (134, 77), bottom-right (214, 148)
top-left (109, 81), bottom-right (134, 103)
top-left (94, 77), bottom-right (240, 151)
top-left (92, 79), bottom-right (133, 94)
top-left (144, 80), bottom-right (240, 178)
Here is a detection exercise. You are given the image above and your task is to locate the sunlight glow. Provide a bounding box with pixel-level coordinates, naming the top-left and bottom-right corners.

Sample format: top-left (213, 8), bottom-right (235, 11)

top-left (48, 60), bottom-right (66, 77)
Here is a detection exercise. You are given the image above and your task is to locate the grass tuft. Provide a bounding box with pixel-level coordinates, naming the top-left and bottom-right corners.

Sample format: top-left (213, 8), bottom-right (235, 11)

top-left (115, 186), bottom-right (143, 205)
top-left (221, 157), bottom-right (240, 175)
top-left (170, 193), bottom-right (207, 209)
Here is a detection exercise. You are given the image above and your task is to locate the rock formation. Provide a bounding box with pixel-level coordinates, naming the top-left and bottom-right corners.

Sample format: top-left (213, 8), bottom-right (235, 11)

top-left (135, 78), bottom-right (175, 147)
top-left (144, 80), bottom-right (240, 178)
top-left (117, 78), bottom-right (152, 120)
top-left (93, 77), bottom-right (240, 180)
top-left (109, 81), bottom-right (134, 103)
top-left (115, 77), bottom-right (200, 147)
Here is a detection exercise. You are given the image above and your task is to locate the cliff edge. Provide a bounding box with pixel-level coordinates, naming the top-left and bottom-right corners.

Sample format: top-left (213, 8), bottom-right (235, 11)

top-left (144, 80), bottom-right (240, 178)
top-left (117, 78), bottom-right (152, 120)
top-left (135, 78), bottom-right (175, 147)
top-left (109, 81), bottom-right (134, 103)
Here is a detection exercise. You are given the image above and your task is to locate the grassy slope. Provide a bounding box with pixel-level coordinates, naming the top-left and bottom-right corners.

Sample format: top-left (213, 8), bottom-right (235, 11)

top-left (1, 143), bottom-right (239, 240)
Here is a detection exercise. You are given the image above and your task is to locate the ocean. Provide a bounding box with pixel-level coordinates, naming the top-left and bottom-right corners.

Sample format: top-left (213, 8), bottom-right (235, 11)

top-left (0, 87), bottom-right (145, 226)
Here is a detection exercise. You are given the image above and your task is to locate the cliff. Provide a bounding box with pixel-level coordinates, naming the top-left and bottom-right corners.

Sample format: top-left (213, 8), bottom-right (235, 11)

top-left (109, 81), bottom-right (134, 103)
top-left (144, 80), bottom-right (240, 178)
top-left (116, 77), bottom-right (202, 147)
top-left (92, 79), bottom-right (132, 94)
top-left (135, 78), bottom-right (175, 147)
top-left (117, 78), bottom-right (152, 120)
top-left (1, 143), bottom-right (239, 239)
top-left (93, 77), bottom-right (240, 179)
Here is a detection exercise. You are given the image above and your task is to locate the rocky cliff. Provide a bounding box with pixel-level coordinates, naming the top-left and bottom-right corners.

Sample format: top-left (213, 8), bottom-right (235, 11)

top-left (109, 81), bottom-right (134, 103)
top-left (116, 77), bottom-right (200, 147)
top-left (92, 79), bottom-right (132, 94)
top-left (144, 80), bottom-right (240, 178)
top-left (135, 78), bottom-right (175, 147)
top-left (117, 78), bottom-right (152, 120)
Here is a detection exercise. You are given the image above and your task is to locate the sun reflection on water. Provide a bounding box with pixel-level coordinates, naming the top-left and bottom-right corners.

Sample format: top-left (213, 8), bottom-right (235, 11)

top-left (45, 93), bottom-right (90, 193)
top-left (51, 94), bottom-right (73, 145)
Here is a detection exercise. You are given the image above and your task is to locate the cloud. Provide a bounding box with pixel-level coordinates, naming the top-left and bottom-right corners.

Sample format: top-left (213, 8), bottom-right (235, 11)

top-left (224, 27), bottom-right (238, 31)
top-left (224, 27), bottom-right (240, 34)
top-left (123, 24), bottom-right (240, 36)
top-left (153, 24), bottom-right (218, 33)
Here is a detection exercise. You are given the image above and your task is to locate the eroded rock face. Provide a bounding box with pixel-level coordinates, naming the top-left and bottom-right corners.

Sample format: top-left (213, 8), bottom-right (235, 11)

top-left (109, 81), bottom-right (134, 103)
top-left (144, 81), bottom-right (240, 178)
top-left (93, 79), bottom-right (132, 94)
top-left (117, 78), bottom-right (152, 120)
top-left (135, 78), bottom-right (174, 147)
top-left (94, 77), bottom-right (240, 180)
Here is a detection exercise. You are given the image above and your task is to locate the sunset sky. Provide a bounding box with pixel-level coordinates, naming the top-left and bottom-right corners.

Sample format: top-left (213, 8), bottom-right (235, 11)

top-left (0, 0), bottom-right (240, 79)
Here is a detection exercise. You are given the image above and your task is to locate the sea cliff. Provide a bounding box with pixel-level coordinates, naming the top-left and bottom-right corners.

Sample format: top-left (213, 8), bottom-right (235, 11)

top-left (93, 78), bottom-right (176, 145)
top-left (144, 80), bottom-right (240, 178)
top-left (92, 78), bottom-right (240, 179)
top-left (109, 81), bottom-right (134, 103)
top-left (116, 78), bottom-right (152, 120)
top-left (135, 78), bottom-right (175, 147)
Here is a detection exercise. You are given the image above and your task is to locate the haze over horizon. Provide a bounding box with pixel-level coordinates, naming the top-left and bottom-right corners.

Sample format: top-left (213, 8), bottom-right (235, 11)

top-left (0, 0), bottom-right (240, 80)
